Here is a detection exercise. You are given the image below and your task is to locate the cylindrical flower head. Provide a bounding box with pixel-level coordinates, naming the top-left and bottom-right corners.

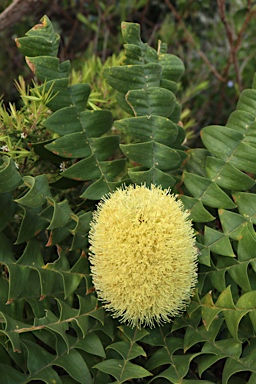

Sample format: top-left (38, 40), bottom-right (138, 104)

top-left (89, 184), bottom-right (198, 328)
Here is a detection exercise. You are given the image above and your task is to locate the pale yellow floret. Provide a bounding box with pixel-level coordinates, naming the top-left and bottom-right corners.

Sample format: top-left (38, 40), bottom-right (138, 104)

top-left (89, 184), bottom-right (198, 328)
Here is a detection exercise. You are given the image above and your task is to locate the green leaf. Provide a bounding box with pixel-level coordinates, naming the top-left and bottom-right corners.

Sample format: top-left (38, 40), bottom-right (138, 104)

top-left (0, 156), bottom-right (23, 193)
top-left (121, 21), bottom-right (143, 46)
top-left (15, 175), bottom-right (52, 208)
top-left (26, 56), bottom-right (70, 82)
top-left (184, 318), bottom-right (224, 352)
top-left (205, 157), bottom-right (254, 190)
top-left (115, 115), bottom-right (178, 144)
top-left (145, 337), bottom-right (183, 370)
top-left (0, 193), bottom-right (17, 230)
top-left (201, 126), bottom-right (242, 160)
top-left (107, 341), bottom-right (146, 360)
top-left (158, 52), bottom-right (185, 83)
top-left (53, 349), bottom-right (92, 384)
top-left (15, 207), bottom-right (48, 244)
top-left (105, 64), bottom-right (161, 94)
top-left (94, 359), bottom-right (152, 383)
top-left (126, 87), bottom-right (176, 117)
top-left (69, 83), bottom-right (91, 112)
top-left (236, 89), bottom-right (256, 117)
top-left (75, 332), bottom-right (106, 358)
top-left (237, 225), bottom-right (256, 261)
top-left (120, 141), bottom-right (181, 170)
top-left (183, 172), bottom-right (236, 209)
top-left (79, 110), bottom-right (113, 137)
top-left (219, 209), bottom-right (247, 240)
top-left (104, 65), bottom-right (147, 94)
top-left (0, 363), bottom-right (27, 384)
top-left (226, 109), bottom-right (255, 134)
top-left (179, 195), bottom-right (215, 223)
top-left (203, 226), bottom-right (235, 257)
top-left (233, 191), bottom-right (256, 224)
top-left (45, 132), bottom-right (91, 158)
top-left (43, 106), bottom-right (83, 134)
top-left (128, 166), bottom-right (176, 188)
top-left (201, 125), bottom-right (256, 173)
top-left (148, 354), bottom-right (199, 383)
top-left (47, 199), bottom-right (72, 230)
top-left (0, 312), bottom-right (32, 352)
top-left (222, 346), bottom-right (256, 384)
top-left (118, 325), bottom-right (149, 342)
top-left (16, 15), bottom-right (60, 57)
top-left (201, 292), bottom-right (222, 330)
top-left (197, 339), bottom-right (242, 378)
top-left (214, 286), bottom-right (256, 341)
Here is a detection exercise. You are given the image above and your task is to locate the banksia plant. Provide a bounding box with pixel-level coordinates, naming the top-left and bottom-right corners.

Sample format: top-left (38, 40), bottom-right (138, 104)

top-left (2, 14), bottom-right (256, 384)
top-left (89, 184), bottom-right (198, 328)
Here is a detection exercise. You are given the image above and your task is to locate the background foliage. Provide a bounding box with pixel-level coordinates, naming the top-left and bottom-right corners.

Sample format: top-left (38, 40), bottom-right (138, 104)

top-left (1, 1), bottom-right (256, 383)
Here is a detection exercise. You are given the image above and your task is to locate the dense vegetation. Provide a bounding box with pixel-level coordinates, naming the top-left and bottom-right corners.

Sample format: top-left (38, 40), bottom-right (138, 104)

top-left (1, 2), bottom-right (256, 383)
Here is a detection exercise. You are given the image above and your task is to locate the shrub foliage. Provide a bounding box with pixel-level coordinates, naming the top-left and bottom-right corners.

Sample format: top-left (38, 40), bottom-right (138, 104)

top-left (1, 15), bottom-right (256, 384)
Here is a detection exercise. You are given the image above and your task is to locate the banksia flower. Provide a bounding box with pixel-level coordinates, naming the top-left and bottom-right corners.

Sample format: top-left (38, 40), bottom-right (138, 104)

top-left (89, 184), bottom-right (198, 328)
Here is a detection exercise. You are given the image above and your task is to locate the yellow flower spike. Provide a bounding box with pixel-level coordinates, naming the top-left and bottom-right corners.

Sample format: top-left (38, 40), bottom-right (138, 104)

top-left (88, 184), bottom-right (198, 328)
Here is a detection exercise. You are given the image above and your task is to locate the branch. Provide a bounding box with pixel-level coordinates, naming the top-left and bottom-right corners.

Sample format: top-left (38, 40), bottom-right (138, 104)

top-left (217, 0), bottom-right (243, 91)
top-left (164, 0), bottom-right (225, 82)
top-left (0, 0), bottom-right (42, 32)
